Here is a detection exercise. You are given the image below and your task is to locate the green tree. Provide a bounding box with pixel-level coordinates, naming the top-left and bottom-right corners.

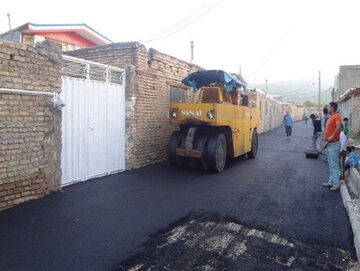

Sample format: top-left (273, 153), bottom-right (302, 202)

top-left (303, 100), bottom-right (317, 107)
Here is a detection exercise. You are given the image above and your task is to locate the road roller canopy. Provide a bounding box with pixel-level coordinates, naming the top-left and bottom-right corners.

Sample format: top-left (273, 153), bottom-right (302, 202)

top-left (182, 70), bottom-right (247, 92)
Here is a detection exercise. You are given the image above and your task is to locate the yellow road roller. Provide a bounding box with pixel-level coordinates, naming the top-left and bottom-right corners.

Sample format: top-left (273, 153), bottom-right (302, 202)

top-left (168, 70), bottom-right (259, 172)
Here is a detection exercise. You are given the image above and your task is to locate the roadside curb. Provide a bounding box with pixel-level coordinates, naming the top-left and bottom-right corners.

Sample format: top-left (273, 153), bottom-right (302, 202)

top-left (340, 179), bottom-right (360, 261)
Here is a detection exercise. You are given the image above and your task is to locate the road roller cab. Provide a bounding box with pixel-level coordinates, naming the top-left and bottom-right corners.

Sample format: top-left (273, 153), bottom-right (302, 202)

top-left (168, 70), bottom-right (259, 172)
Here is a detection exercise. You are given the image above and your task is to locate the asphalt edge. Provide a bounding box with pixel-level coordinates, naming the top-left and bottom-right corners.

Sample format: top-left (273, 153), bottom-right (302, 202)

top-left (340, 174), bottom-right (360, 262)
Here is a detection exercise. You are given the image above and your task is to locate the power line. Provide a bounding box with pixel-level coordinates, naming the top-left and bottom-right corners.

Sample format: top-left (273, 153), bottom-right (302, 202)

top-left (146, 0), bottom-right (217, 42)
top-left (246, 32), bottom-right (288, 78)
top-left (245, 15), bottom-right (299, 80)
top-left (293, 76), bottom-right (317, 92)
top-left (106, 0), bottom-right (224, 60)
top-left (145, 0), bottom-right (224, 42)
top-left (251, 76), bottom-right (318, 98)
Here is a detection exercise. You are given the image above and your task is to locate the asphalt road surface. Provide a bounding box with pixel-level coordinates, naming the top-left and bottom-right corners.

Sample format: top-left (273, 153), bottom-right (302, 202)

top-left (0, 122), bottom-right (356, 270)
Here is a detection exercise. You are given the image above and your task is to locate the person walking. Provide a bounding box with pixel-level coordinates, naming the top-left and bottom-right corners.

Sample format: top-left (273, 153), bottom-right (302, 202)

top-left (310, 114), bottom-right (322, 150)
top-left (322, 102), bottom-right (342, 191)
top-left (283, 111), bottom-right (293, 138)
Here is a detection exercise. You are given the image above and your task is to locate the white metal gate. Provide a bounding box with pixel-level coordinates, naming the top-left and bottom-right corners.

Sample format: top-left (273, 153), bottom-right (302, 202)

top-left (61, 56), bottom-right (125, 186)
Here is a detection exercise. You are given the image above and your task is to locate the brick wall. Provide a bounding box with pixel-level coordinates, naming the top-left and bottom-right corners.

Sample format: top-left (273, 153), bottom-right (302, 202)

top-left (0, 40), bottom-right (62, 210)
top-left (132, 47), bottom-right (201, 168)
top-left (66, 43), bottom-right (201, 169)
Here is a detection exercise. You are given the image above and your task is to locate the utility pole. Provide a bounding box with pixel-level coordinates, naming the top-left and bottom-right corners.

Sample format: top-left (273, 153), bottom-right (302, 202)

top-left (7, 13), bottom-right (12, 30)
top-left (318, 70), bottom-right (321, 111)
top-left (190, 41), bottom-right (194, 64)
top-left (265, 79), bottom-right (268, 94)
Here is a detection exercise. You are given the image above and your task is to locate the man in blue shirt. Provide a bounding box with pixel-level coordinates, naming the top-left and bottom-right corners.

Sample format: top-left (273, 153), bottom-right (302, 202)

top-left (322, 106), bottom-right (330, 129)
top-left (283, 111), bottom-right (293, 138)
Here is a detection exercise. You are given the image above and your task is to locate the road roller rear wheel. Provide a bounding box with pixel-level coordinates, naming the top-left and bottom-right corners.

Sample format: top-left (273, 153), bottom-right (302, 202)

top-left (193, 132), bottom-right (210, 171)
top-left (207, 133), bottom-right (227, 173)
top-left (168, 131), bottom-right (185, 168)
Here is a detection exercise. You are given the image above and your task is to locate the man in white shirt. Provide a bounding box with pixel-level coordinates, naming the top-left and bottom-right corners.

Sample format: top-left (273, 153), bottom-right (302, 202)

top-left (339, 124), bottom-right (347, 179)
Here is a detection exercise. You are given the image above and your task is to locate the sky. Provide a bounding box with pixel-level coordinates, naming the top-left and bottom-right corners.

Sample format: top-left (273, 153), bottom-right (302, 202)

top-left (2, 0), bottom-right (360, 89)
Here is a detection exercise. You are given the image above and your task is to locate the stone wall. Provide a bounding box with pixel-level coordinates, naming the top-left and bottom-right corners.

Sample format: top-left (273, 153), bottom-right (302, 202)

top-left (0, 40), bottom-right (62, 210)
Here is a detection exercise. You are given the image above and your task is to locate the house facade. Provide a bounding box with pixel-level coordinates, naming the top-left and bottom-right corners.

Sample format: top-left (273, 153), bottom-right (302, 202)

top-left (333, 65), bottom-right (360, 134)
top-left (0, 23), bottom-right (112, 51)
top-left (338, 88), bottom-right (360, 134)
top-left (333, 65), bottom-right (360, 101)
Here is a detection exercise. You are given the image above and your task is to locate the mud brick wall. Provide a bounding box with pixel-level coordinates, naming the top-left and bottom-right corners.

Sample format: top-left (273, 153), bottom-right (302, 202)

top-left (0, 40), bottom-right (62, 210)
top-left (66, 43), bottom-right (201, 169)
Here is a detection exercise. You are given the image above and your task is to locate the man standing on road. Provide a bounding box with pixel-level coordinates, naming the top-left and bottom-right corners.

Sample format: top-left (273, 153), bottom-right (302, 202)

top-left (322, 102), bottom-right (342, 191)
top-left (310, 114), bottom-right (322, 150)
top-left (322, 106), bottom-right (330, 130)
top-left (283, 111), bottom-right (293, 138)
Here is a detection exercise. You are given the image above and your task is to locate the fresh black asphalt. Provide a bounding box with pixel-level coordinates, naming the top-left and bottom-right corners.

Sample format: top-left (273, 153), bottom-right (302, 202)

top-left (0, 122), bottom-right (355, 270)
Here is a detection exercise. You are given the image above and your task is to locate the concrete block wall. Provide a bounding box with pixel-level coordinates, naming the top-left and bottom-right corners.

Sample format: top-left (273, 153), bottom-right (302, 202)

top-left (289, 104), bottom-right (305, 122)
top-left (350, 95), bottom-right (360, 134)
top-left (334, 65), bottom-right (360, 101)
top-left (254, 91), bottom-right (283, 134)
top-left (0, 40), bottom-right (62, 210)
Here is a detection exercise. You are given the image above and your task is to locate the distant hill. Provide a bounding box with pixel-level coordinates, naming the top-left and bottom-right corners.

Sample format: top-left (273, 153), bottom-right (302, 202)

top-left (248, 80), bottom-right (332, 105)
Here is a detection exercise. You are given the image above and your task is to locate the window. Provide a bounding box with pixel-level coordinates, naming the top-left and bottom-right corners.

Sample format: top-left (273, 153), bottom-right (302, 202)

top-left (170, 86), bottom-right (186, 103)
